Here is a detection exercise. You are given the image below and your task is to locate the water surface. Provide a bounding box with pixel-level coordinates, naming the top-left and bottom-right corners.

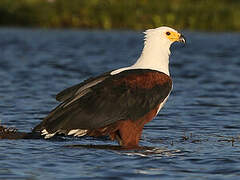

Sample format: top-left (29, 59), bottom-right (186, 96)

top-left (0, 28), bottom-right (240, 179)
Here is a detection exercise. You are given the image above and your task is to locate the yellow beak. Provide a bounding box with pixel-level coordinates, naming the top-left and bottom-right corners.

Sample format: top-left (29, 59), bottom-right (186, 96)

top-left (167, 31), bottom-right (186, 43)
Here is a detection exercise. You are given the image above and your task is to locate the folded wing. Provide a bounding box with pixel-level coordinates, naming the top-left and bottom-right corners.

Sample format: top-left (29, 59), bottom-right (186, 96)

top-left (33, 69), bottom-right (172, 137)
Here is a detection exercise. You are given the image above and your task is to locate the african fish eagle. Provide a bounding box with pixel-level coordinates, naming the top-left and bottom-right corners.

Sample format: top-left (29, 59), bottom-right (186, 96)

top-left (33, 26), bottom-right (185, 147)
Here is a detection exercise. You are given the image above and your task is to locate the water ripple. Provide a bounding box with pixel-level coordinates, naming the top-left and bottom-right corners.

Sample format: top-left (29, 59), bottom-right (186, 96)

top-left (0, 28), bottom-right (240, 179)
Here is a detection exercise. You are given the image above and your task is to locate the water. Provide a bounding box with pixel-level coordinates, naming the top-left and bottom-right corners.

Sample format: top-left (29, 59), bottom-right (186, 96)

top-left (0, 28), bottom-right (240, 179)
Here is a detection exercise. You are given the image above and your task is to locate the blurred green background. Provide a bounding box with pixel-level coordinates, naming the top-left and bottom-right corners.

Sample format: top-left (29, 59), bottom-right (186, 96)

top-left (0, 0), bottom-right (239, 31)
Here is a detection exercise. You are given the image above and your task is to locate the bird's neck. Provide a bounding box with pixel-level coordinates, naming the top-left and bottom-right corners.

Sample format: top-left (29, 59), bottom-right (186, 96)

top-left (131, 38), bottom-right (171, 76)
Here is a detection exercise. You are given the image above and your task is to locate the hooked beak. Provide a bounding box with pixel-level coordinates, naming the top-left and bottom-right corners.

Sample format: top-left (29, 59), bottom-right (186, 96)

top-left (166, 31), bottom-right (186, 44)
top-left (178, 34), bottom-right (186, 44)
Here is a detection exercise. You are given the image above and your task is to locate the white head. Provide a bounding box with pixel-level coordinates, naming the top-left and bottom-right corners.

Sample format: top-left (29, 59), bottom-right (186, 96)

top-left (131, 26), bottom-right (185, 75)
top-left (144, 26), bottom-right (185, 47)
top-left (111, 26), bottom-right (185, 76)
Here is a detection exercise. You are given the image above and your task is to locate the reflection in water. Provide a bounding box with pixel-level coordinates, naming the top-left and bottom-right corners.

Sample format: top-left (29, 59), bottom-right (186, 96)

top-left (65, 144), bottom-right (183, 158)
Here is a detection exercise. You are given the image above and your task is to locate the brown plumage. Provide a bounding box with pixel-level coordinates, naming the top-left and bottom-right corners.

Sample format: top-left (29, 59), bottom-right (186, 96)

top-left (33, 69), bottom-right (172, 147)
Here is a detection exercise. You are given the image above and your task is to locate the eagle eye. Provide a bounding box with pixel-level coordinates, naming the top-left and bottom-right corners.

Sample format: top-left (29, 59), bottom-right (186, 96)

top-left (166, 32), bottom-right (171, 36)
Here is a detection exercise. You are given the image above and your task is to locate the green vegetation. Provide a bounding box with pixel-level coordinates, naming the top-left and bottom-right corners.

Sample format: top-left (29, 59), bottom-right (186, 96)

top-left (0, 0), bottom-right (240, 31)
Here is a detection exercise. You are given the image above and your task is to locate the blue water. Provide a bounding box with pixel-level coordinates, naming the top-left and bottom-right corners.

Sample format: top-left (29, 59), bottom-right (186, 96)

top-left (0, 28), bottom-right (240, 179)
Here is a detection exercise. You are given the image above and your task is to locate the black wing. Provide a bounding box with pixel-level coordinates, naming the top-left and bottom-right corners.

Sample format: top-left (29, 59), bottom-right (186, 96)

top-left (56, 72), bottom-right (111, 102)
top-left (33, 69), bottom-right (172, 135)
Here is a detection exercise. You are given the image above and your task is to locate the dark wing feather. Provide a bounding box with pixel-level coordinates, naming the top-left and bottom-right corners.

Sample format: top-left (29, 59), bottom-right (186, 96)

top-left (56, 72), bottom-right (110, 102)
top-left (34, 69), bottom-right (172, 135)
